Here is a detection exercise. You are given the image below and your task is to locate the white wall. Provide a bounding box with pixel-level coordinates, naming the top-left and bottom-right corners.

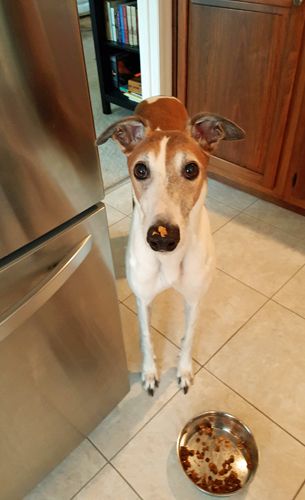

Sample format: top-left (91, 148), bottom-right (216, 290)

top-left (137, 0), bottom-right (172, 98)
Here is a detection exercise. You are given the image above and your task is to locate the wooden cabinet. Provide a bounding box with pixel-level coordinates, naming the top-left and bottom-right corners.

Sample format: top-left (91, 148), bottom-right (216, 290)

top-left (174, 0), bottom-right (305, 213)
top-left (279, 27), bottom-right (305, 211)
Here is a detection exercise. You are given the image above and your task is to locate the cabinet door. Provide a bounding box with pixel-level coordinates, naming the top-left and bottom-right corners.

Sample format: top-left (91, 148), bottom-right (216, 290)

top-left (277, 27), bottom-right (305, 212)
top-left (283, 92), bottom-right (305, 210)
top-left (178, 0), bottom-right (305, 191)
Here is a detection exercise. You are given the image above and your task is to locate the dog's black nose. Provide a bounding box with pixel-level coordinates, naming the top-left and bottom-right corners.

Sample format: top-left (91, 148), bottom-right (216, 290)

top-left (147, 223), bottom-right (180, 252)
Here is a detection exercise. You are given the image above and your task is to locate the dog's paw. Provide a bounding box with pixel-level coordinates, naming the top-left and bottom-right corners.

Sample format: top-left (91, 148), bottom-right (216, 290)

top-left (177, 367), bottom-right (194, 394)
top-left (142, 369), bottom-right (159, 396)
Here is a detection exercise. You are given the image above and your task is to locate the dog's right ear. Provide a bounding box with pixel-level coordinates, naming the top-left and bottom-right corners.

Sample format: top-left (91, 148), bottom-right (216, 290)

top-left (96, 115), bottom-right (149, 154)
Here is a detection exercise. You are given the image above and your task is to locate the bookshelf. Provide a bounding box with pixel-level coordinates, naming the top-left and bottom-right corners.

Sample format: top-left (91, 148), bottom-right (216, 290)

top-left (89, 0), bottom-right (141, 114)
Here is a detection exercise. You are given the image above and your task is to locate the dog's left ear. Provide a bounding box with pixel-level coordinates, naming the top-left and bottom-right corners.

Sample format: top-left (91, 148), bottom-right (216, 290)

top-left (190, 113), bottom-right (245, 153)
top-left (96, 115), bottom-right (148, 154)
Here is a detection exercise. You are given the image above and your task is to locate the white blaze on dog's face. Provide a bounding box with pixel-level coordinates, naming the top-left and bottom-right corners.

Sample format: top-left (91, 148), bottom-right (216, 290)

top-left (127, 130), bottom-right (209, 246)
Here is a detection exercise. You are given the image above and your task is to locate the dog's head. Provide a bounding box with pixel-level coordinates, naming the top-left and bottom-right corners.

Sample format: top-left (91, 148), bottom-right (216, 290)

top-left (97, 97), bottom-right (244, 253)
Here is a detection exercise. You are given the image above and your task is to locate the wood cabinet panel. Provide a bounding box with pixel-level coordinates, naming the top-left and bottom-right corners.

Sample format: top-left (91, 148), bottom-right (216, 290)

top-left (186, 1), bottom-right (303, 189)
top-left (279, 27), bottom-right (305, 210)
top-left (174, 0), bottom-right (305, 213)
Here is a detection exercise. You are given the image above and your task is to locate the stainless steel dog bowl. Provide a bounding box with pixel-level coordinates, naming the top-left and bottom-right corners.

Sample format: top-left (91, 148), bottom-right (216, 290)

top-left (177, 411), bottom-right (259, 496)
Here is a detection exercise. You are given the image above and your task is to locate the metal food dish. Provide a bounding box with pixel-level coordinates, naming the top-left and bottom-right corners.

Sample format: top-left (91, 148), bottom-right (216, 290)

top-left (177, 411), bottom-right (259, 496)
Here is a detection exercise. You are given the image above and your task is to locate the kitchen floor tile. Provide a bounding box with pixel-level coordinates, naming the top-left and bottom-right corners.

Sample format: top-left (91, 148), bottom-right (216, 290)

top-left (89, 304), bottom-right (199, 459)
top-left (213, 213), bottom-right (305, 296)
top-left (25, 440), bottom-right (105, 500)
top-left (73, 464), bottom-right (140, 500)
top-left (205, 196), bottom-right (240, 233)
top-left (207, 178), bottom-right (257, 210)
top-left (274, 265), bottom-right (305, 319)
top-left (244, 199), bottom-right (305, 242)
top-left (109, 216), bottom-right (132, 301)
top-left (124, 269), bottom-right (267, 365)
top-left (105, 204), bottom-right (126, 226)
top-left (105, 181), bottom-right (133, 215)
top-left (206, 300), bottom-right (305, 444)
top-left (112, 369), bottom-right (305, 500)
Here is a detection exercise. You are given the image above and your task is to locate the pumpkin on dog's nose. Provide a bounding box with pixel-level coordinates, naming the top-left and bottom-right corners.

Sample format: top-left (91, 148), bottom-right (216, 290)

top-left (147, 223), bottom-right (180, 252)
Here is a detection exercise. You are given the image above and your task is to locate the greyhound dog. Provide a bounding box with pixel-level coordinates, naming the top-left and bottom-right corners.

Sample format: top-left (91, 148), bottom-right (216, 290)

top-left (97, 96), bottom-right (244, 395)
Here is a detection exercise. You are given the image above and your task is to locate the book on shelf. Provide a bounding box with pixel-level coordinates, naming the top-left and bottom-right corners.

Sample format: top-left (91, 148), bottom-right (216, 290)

top-left (123, 91), bottom-right (142, 103)
top-left (128, 75), bottom-right (141, 95)
top-left (109, 52), bottom-right (141, 95)
top-left (105, 1), bottom-right (138, 47)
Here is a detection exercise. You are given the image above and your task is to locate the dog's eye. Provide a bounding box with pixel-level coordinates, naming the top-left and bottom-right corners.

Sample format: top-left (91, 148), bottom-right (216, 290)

top-left (134, 162), bottom-right (150, 180)
top-left (183, 162), bottom-right (199, 180)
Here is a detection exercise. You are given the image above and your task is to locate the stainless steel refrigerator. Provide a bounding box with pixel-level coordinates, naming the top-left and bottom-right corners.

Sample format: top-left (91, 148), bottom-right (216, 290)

top-left (0, 2), bottom-right (129, 499)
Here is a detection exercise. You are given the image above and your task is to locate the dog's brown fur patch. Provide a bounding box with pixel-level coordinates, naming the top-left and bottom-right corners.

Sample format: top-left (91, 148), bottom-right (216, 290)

top-left (135, 98), bottom-right (189, 132)
top-left (165, 133), bottom-right (208, 218)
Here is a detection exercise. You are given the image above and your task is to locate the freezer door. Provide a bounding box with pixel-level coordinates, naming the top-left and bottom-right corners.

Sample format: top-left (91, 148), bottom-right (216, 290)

top-left (0, 0), bottom-right (103, 259)
top-left (0, 204), bottom-right (129, 500)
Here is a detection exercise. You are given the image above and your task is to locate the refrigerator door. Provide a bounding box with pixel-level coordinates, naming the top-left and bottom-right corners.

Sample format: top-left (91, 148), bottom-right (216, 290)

top-left (0, 203), bottom-right (129, 500)
top-left (0, 0), bottom-right (103, 259)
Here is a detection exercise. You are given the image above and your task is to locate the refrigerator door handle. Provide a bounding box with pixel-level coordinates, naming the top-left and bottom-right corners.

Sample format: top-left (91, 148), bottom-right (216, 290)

top-left (0, 235), bottom-right (92, 342)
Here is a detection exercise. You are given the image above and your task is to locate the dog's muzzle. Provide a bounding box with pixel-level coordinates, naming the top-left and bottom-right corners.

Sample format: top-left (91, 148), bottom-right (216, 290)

top-left (146, 223), bottom-right (180, 252)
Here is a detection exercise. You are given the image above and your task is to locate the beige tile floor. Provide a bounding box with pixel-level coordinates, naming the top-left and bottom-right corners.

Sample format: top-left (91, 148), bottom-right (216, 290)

top-left (26, 179), bottom-right (305, 500)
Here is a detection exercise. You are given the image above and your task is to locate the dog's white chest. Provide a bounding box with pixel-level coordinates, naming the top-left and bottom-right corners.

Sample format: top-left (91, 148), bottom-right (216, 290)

top-left (157, 254), bottom-right (183, 287)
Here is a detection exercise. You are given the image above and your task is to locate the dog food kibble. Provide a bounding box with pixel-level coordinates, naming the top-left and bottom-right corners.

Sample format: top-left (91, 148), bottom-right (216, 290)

top-left (208, 462), bottom-right (218, 474)
top-left (179, 446), bottom-right (194, 470)
top-left (179, 421), bottom-right (249, 494)
top-left (187, 469), bottom-right (200, 483)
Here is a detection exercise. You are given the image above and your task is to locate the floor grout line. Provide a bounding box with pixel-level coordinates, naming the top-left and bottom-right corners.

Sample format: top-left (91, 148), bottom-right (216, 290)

top-left (121, 300), bottom-right (184, 354)
top-left (86, 437), bottom-right (108, 461)
top-left (121, 276), bottom-right (271, 370)
top-left (238, 210), bottom-right (305, 243)
top-left (202, 297), bottom-right (270, 368)
top-left (210, 196), bottom-right (305, 248)
top-left (209, 209), bottom-right (244, 236)
top-left (69, 461), bottom-right (108, 499)
top-left (106, 207), bottom-right (132, 220)
top-left (270, 262), bottom-right (305, 300)
top-left (109, 387), bottom-right (181, 463)
top-left (271, 297), bottom-right (305, 322)
top-left (206, 191), bottom-right (257, 213)
top-left (104, 176), bottom-right (130, 196)
top-left (119, 291), bottom-right (133, 303)
top-left (215, 267), bottom-right (270, 298)
top-left (210, 211), bottom-right (243, 235)
top-left (110, 463), bottom-right (144, 499)
top-left (292, 478), bottom-right (305, 500)
top-left (204, 367), bottom-right (305, 449)
top-left (106, 210), bottom-right (128, 227)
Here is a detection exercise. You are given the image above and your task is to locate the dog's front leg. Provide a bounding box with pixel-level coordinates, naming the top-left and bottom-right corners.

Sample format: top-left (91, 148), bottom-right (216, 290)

top-left (177, 300), bottom-right (199, 394)
top-left (136, 297), bottom-right (159, 395)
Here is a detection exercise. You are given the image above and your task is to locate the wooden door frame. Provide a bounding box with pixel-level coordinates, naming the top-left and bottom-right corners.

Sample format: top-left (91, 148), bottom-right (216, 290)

top-left (172, 0), bottom-right (189, 103)
top-left (138, 0), bottom-right (172, 98)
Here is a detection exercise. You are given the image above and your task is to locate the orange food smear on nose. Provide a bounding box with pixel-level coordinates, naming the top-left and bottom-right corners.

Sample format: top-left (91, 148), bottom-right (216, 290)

top-left (158, 226), bottom-right (168, 237)
top-left (151, 226), bottom-right (168, 237)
